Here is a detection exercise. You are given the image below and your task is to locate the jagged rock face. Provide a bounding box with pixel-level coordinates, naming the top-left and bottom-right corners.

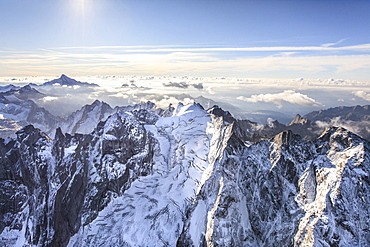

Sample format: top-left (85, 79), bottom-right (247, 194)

top-left (179, 130), bottom-right (312, 246)
top-left (0, 109), bottom-right (157, 246)
top-left (182, 127), bottom-right (370, 247)
top-left (60, 100), bottom-right (114, 135)
top-left (1, 105), bottom-right (370, 247)
top-left (68, 103), bottom-right (214, 246)
top-left (294, 127), bottom-right (370, 246)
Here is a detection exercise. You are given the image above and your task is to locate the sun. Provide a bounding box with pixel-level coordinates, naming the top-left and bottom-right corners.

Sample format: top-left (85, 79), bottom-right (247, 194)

top-left (68, 0), bottom-right (94, 22)
top-left (72, 0), bottom-right (88, 18)
top-left (67, 0), bottom-right (95, 37)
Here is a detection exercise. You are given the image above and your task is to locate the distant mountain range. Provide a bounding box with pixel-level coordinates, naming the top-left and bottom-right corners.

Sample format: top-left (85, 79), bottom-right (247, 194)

top-left (304, 105), bottom-right (370, 122)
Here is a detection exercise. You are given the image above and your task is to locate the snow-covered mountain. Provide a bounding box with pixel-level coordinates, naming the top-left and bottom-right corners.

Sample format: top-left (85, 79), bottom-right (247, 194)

top-left (0, 86), bottom-right (117, 138)
top-left (58, 100), bottom-right (172, 136)
top-left (0, 85), bottom-right (61, 137)
top-left (0, 84), bottom-right (20, 93)
top-left (1, 103), bottom-right (370, 246)
top-left (0, 85), bottom-right (176, 139)
top-left (41, 74), bottom-right (99, 87)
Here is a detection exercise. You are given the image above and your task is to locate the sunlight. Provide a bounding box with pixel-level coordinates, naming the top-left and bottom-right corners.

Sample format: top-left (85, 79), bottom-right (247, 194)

top-left (67, 0), bottom-right (95, 23)
top-left (71, 0), bottom-right (91, 20)
top-left (66, 0), bottom-right (95, 41)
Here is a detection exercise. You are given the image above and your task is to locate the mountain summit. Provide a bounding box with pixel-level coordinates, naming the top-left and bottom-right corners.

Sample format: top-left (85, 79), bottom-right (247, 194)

top-left (42, 74), bottom-right (99, 87)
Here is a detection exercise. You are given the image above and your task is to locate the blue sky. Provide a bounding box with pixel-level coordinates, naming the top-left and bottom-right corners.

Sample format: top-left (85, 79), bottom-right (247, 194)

top-left (1, 0), bottom-right (370, 80)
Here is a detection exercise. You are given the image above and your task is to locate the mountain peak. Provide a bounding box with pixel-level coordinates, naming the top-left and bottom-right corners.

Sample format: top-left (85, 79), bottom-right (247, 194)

top-left (316, 126), bottom-right (367, 154)
top-left (288, 114), bottom-right (310, 126)
top-left (208, 105), bottom-right (235, 123)
top-left (16, 125), bottom-right (51, 144)
top-left (59, 74), bottom-right (72, 82)
top-left (42, 75), bottom-right (99, 87)
top-left (91, 99), bottom-right (102, 106)
top-left (0, 84), bottom-right (20, 93)
top-left (273, 129), bottom-right (296, 147)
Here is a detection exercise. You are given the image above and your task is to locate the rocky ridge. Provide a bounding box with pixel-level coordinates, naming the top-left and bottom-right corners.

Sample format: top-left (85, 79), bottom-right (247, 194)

top-left (0, 103), bottom-right (370, 246)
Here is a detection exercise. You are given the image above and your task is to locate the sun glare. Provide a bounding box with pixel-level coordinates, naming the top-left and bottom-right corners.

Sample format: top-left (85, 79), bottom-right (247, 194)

top-left (66, 0), bottom-right (95, 40)
top-left (71, 0), bottom-right (90, 19)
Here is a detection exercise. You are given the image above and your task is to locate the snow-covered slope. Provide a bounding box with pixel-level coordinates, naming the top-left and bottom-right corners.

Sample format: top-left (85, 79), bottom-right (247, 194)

top-left (0, 85), bottom-right (61, 138)
top-left (67, 103), bottom-right (214, 246)
top-left (1, 103), bottom-right (370, 246)
top-left (59, 100), bottom-right (172, 136)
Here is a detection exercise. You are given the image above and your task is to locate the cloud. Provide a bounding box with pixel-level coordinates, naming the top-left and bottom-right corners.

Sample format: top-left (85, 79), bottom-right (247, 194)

top-left (278, 52), bottom-right (298, 56)
top-left (192, 83), bottom-right (204, 90)
top-left (139, 96), bottom-right (194, 109)
top-left (163, 81), bottom-right (204, 90)
top-left (1, 43), bottom-right (370, 80)
top-left (163, 81), bottom-right (189, 89)
top-left (206, 86), bottom-right (215, 95)
top-left (315, 117), bottom-right (370, 140)
top-left (237, 90), bottom-right (322, 107)
top-left (53, 43), bottom-right (370, 53)
top-left (321, 38), bottom-right (348, 48)
top-left (109, 92), bottom-right (130, 99)
top-left (41, 96), bottom-right (59, 102)
top-left (353, 91), bottom-right (370, 101)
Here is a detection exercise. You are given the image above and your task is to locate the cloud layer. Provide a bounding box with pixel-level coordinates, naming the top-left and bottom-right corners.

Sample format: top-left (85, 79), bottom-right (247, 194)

top-left (353, 91), bottom-right (370, 101)
top-left (1, 43), bottom-right (370, 80)
top-left (237, 90), bottom-right (322, 108)
top-left (163, 81), bottom-right (204, 90)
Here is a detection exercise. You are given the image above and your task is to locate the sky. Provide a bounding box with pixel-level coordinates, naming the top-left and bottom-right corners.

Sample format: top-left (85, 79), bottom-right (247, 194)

top-left (1, 0), bottom-right (370, 121)
top-left (0, 0), bottom-right (369, 80)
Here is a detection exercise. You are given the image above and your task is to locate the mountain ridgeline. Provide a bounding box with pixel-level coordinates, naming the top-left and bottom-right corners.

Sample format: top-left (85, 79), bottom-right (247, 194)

top-left (1, 75), bottom-right (370, 142)
top-left (0, 101), bottom-right (370, 246)
top-left (1, 82), bottom-right (370, 142)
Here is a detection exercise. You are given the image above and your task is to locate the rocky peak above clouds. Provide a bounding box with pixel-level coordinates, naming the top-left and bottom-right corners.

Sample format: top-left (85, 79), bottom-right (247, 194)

top-left (42, 74), bottom-right (99, 87)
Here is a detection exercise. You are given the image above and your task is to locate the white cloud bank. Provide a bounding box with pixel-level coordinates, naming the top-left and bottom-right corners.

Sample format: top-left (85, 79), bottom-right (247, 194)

top-left (1, 43), bottom-right (370, 80)
top-left (353, 91), bottom-right (370, 101)
top-left (41, 96), bottom-right (59, 102)
top-left (237, 90), bottom-right (322, 108)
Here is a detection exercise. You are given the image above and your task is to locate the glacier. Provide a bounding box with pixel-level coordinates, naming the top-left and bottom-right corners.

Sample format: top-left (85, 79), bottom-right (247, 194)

top-left (0, 102), bottom-right (370, 246)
